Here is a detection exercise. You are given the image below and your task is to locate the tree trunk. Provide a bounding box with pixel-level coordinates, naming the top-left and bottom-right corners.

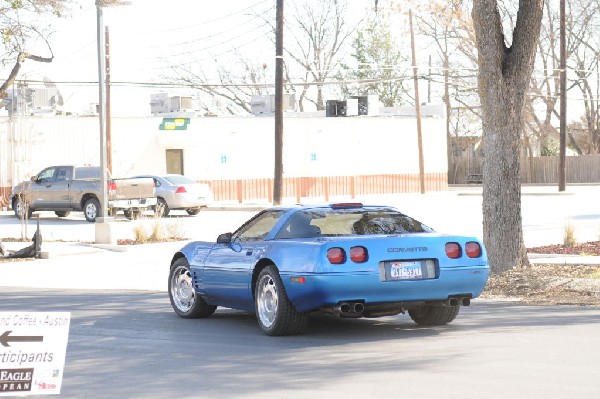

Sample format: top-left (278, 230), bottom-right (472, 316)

top-left (472, 0), bottom-right (544, 273)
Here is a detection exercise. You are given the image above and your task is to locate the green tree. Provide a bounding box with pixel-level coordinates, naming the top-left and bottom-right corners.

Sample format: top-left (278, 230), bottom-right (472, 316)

top-left (472, 0), bottom-right (544, 273)
top-left (0, 0), bottom-right (68, 98)
top-left (339, 14), bottom-right (409, 107)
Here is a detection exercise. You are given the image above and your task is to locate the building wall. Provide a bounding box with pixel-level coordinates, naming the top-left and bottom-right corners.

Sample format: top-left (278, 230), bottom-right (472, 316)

top-left (0, 113), bottom-right (448, 205)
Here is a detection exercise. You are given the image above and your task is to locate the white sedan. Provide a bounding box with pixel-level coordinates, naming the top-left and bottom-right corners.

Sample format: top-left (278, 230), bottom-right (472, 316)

top-left (133, 174), bottom-right (213, 216)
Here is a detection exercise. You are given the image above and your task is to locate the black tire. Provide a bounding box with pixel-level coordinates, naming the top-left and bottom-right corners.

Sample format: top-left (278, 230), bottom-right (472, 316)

top-left (83, 198), bottom-right (101, 222)
top-left (186, 208), bottom-right (201, 216)
top-left (55, 211), bottom-right (71, 217)
top-left (408, 305), bottom-right (460, 326)
top-left (13, 197), bottom-right (33, 220)
top-left (255, 265), bottom-right (308, 336)
top-left (123, 210), bottom-right (141, 220)
top-left (156, 198), bottom-right (169, 217)
top-left (169, 257), bottom-right (216, 318)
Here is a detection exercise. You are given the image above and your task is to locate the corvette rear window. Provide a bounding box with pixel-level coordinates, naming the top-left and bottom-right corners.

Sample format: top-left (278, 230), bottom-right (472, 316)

top-left (297, 208), bottom-right (432, 236)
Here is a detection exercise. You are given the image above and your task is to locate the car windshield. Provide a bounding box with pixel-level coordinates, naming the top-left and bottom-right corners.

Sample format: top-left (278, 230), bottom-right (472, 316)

top-left (277, 207), bottom-right (432, 238)
top-left (164, 175), bottom-right (196, 185)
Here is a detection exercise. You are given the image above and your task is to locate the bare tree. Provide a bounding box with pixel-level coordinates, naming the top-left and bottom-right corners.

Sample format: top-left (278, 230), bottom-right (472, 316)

top-left (284, 0), bottom-right (357, 111)
top-left (568, 0), bottom-right (600, 154)
top-left (337, 9), bottom-right (410, 107)
top-left (472, 0), bottom-right (544, 273)
top-left (173, 54), bottom-right (273, 115)
top-left (0, 0), bottom-right (68, 98)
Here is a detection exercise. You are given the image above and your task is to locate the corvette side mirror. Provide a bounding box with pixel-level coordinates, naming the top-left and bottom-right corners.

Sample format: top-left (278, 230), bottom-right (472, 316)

top-left (217, 233), bottom-right (232, 244)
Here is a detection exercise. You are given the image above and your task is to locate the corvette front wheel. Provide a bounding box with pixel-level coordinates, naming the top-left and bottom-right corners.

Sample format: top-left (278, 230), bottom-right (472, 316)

top-left (169, 257), bottom-right (216, 318)
top-left (255, 266), bottom-right (308, 336)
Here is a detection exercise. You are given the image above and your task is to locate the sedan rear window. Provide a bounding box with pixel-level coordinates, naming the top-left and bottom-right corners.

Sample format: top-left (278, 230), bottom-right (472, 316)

top-left (164, 175), bottom-right (196, 185)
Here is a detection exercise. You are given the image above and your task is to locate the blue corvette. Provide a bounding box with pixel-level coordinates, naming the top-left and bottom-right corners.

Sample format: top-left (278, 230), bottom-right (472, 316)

top-left (168, 203), bottom-right (489, 336)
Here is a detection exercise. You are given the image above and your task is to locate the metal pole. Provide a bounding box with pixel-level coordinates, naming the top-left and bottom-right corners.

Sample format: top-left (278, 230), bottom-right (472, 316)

top-left (273, 0), bottom-right (284, 205)
top-left (558, 0), bottom-right (567, 191)
top-left (409, 9), bottom-right (426, 194)
top-left (96, 4), bottom-right (108, 219)
top-left (105, 25), bottom-right (113, 175)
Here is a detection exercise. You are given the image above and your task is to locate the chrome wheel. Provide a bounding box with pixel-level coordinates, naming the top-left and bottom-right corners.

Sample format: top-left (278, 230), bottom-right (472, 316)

top-left (256, 274), bottom-right (278, 328)
top-left (170, 264), bottom-right (195, 313)
top-left (83, 198), bottom-right (100, 222)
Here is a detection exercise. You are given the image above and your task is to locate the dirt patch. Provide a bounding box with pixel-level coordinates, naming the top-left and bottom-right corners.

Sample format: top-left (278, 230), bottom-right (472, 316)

top-left (482, 263), bottom-right (600, 306)
top-left (527, 241), bottom-right (600, 256)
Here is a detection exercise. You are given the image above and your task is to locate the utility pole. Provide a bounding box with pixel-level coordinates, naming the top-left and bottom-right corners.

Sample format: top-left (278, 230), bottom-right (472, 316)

top-left (105, 26), bottom-right (113, 175)
top-left (558, 0), bottom-right (567, 191)
top-left (273, 0), bottom-right (284, 205)
top-left (409, 9), bottom-right (426, 194)
top-left (96, 3), bottom-right (108, 223)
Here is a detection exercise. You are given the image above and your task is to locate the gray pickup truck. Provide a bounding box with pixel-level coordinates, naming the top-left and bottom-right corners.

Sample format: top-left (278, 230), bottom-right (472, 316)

top-left (9, 165), bottom-right (157, 222)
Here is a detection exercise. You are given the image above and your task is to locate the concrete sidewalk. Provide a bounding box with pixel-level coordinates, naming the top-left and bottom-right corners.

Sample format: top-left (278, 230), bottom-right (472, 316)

top-left (1, 238), bottom-right (599, 293)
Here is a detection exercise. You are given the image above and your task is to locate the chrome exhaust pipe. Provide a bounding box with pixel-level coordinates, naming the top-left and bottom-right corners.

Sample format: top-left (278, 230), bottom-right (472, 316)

top-left (447, 298), bottom-right (460, 307)
top-left (337, 302), bottom-right (351, 313)
top-left (353, 303), bottom-right (365, 313)
top-left (461, 297), bottom-right (471, 306)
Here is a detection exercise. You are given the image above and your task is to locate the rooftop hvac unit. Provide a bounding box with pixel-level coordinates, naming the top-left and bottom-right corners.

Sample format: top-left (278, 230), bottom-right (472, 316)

top-left (170, 96), bottom-right (193, 112)
top-left (250, 93), bottom-right (296, 114)
top-left (150, 93), bottom-right (169, 114)
top-left (151, 93), bottom-right (195, 115)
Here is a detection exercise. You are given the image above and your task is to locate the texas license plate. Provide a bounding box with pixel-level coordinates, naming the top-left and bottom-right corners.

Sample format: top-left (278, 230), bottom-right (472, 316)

top-left (390, 261), bottom-right (423, 280)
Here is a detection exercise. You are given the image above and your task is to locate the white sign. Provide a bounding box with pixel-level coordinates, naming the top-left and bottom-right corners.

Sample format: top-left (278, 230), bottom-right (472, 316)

top-left (0, 312), bottom-right (70, 396)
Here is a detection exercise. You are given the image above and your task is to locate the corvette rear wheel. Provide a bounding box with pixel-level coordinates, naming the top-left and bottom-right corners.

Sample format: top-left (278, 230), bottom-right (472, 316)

top-left (255, 265), bottom-right (308, 336)
top-left (408, 304), bottom-right (460, 326)
top-left (169, 257), bottom-right (216, 318)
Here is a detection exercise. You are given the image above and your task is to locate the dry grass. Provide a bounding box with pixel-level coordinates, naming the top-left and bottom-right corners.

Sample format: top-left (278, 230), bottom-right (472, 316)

top-left (127, 217), bottom-right (186, 244)
top-left (563, 220), bottom-right (576, 247)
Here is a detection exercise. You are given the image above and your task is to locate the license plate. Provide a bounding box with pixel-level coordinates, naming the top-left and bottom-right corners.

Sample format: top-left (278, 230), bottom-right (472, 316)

top-left (390, 261), bottom-right (423, 280)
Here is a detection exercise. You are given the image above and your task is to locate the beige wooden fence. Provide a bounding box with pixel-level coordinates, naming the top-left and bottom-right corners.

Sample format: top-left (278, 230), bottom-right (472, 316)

top-left (450, 155), bottom-right (600, 184)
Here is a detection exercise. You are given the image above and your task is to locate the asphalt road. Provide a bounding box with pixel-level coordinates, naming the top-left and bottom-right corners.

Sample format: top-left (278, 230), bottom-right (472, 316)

top-left (1, 288), bottom-right (599, 399)
top-left (2, 185), bottom-right (600, 398)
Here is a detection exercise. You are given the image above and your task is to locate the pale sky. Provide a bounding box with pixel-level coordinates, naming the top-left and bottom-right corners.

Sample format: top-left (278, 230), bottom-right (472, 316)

top-left (21, 0), bottom-right (276, 83)
top-left (3, 0), bottom-right (280, 115)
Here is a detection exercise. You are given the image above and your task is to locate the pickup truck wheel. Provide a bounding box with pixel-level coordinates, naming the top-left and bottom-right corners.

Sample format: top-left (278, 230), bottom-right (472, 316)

top-left (13, 198), bottom-right (33, 220)
top-left (55, 211), bottom-right (71, 218)
top-left (124, 210), bottom-right (142, 220)
top-left (255, 265), bottom-right (308, 336)
top-left (186, 208), bottom-right (201, 216)
top-left (169, 257), bottom-right (216, 318)
top-left (155, 198), bottom-right (169, 217)
top-left (83, 198), bottom-right (100, 222)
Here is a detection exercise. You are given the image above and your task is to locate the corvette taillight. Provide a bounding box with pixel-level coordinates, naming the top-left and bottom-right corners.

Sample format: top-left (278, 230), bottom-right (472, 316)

top-left (327, 247), bottom-right (346, 264)
top-left (465, 242), bottom-right (482, 258)
top-left (350, 246), bottom-right (368, 263)
top-left (175, 186), bottom-right (187, 194)
top-left (445, 242), bottom-right (461, 259)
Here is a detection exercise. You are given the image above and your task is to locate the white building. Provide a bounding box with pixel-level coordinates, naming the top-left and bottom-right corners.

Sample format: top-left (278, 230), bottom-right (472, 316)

top-left (0, 106), bottom-right (448, 206)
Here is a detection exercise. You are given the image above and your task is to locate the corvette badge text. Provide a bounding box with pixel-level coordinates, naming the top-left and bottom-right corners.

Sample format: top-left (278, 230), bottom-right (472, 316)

top-left (387, 247), bottom-right (428, 253)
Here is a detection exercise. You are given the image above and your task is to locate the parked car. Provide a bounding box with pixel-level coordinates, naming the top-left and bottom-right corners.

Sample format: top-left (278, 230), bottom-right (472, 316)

top-left (132, 174), bottom-right (212, 217)
top-left (168, 203), bottom-right (489, 336)
top-left (9, 165), bottom-right (156, 222)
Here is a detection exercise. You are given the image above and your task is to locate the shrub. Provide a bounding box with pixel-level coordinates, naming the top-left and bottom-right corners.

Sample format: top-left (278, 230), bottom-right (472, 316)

top-left (133, 224), bottom-right (149, 243)
top-left (563, 221), bottom-right (576, 247)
